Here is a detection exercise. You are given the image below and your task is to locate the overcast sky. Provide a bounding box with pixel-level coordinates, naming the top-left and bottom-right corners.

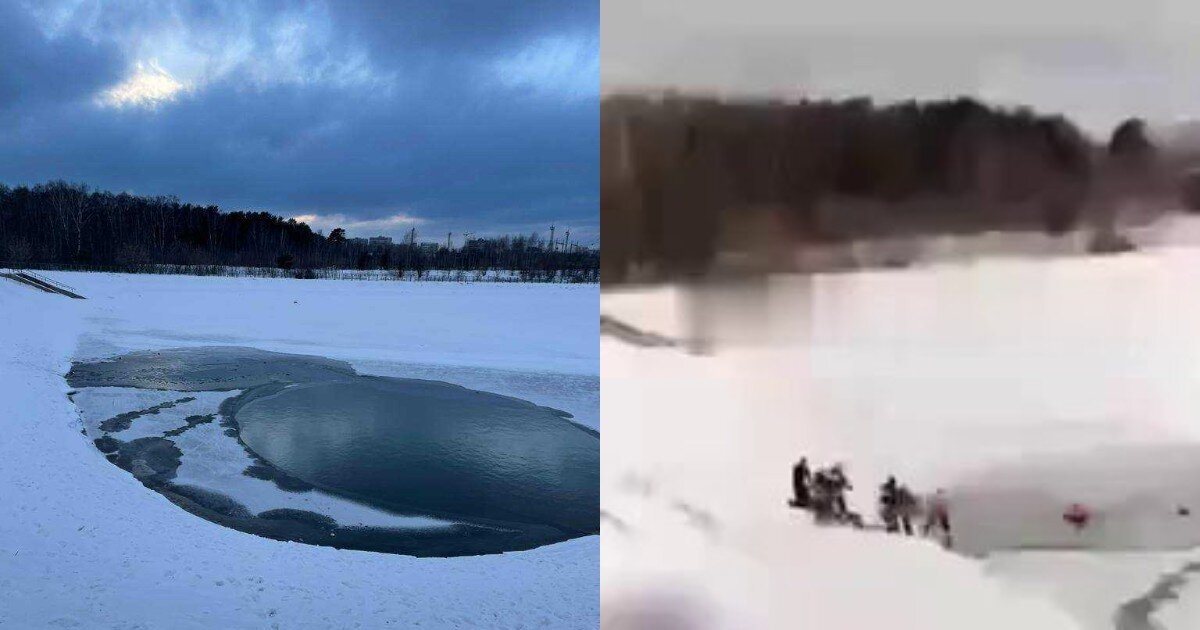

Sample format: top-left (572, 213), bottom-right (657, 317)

top-left (604, 0), bottom-right (1200, 140)
top-left (0, 0), bottom-right (598, 244)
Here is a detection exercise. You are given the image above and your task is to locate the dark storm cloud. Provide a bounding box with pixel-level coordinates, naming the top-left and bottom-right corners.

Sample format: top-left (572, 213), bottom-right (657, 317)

top-left (0, 0), bottom-right (598, 243)
top-left (0, 1), bottom-right (124, 111)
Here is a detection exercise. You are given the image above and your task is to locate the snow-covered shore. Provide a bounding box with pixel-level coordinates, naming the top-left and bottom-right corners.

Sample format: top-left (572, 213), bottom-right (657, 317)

top-left (600, 247), bottom-right (1200, 629)
top-left (601, 324), bottom-right (1081, 629)
top-left (0, 272), bottom-right (598, 629)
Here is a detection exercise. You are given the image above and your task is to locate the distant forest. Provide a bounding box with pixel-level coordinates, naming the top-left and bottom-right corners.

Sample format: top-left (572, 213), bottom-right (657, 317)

top-left (0, 182), bottom-right (598, 282)
top-left (602, 94), bottom-right (1176, 283)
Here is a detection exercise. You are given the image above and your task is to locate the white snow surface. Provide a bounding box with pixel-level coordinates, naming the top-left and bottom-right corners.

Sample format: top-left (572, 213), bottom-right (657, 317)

top-left (0, 272), bottom-right (598, 629)
top-left (601, 247), bottom-right (1200, 629)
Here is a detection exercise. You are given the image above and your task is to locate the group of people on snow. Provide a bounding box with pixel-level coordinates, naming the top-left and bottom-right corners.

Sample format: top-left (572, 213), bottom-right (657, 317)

top-left (790, 457), bottom-right (952, 547)
top-left (790, 457), bottom-right (859, 526)
top-left (793, 457), bottom-right (1200, 552)
top-left (787, 455), bottom-right (1184, 549)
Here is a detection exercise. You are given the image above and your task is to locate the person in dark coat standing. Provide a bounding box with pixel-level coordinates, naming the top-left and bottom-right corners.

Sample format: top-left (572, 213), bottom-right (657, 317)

top-left (792, 457), bottom-right (811, 508)
top-left (811, 469), bottom-right (835, 523)
top-left (895, 485), bottom-right (917, 536)
top-left (828, 464), bottom-right (852, 518)
top-left (879, 476), bottom-right (900, 533)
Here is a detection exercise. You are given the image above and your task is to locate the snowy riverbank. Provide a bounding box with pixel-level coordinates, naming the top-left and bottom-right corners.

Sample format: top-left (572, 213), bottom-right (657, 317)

top-left (601, 247), bottom-right (1200, 629)
top-left (0, 272), bottom-right (598, 629)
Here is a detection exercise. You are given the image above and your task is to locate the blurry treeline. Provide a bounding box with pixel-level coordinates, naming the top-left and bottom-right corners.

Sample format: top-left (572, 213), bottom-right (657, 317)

top-left (0, 181), bottom-right (598, 282)
top-left (602, 93), bottom-right (1184, 284)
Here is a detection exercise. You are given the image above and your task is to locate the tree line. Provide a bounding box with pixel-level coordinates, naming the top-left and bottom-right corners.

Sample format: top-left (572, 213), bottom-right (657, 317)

top-left (601, 93), bottom-right (1171, 284)
top-left (0, 181), bottom-right (598, 282)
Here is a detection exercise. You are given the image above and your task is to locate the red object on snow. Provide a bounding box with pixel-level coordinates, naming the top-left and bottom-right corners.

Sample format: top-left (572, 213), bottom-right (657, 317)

top-left (1063, 503), bottom-right (1090, 529)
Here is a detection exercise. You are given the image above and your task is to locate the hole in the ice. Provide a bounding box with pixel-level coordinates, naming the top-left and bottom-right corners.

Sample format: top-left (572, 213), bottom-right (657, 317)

top-left (67, 346), bottom-right (599, 557)
top-left (946, 444), bottom-right (1200, 556)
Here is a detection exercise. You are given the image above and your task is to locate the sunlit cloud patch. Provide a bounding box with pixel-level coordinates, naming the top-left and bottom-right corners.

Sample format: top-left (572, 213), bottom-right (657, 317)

top-left (99, 60), bottom-right (190, 109)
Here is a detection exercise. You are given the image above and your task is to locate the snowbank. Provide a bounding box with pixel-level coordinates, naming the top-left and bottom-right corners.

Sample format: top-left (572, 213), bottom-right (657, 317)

top-left (601, 246), bottom-right (1200, 626)
top-left (0, 273), bottom-right (597, 629)
top-left (985, 552), bottom-right (1190, 630)
top-left (9, 264), bottom-right (596, 283)
top-left (604, 247), bottom-right (1200, 498)
top-left (601, 328), bottom-right (1081, 629)
top-left (60, 270), bottom-right (597, 375)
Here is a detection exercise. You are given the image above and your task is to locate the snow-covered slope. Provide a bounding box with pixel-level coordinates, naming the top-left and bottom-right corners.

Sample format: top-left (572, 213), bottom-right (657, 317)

top-left (601, 329), bottom-right (1080, 629)
top-left (599, 248), bottom-right (1200, 628)
top-left (61, 271), bottom-right (598, 375)
top-left (0, 273), bottom-right (597, 629)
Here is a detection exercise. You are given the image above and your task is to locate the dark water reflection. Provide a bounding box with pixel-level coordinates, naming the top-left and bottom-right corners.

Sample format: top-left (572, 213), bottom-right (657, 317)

top-left (236, 377), bottom-right (599, 533)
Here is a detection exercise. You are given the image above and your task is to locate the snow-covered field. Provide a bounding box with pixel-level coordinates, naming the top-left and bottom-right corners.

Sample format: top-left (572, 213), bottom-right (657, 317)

top-left (0, 271), bottom-right (598, 629)
top-left (601, 245), bottom-right (1200, 630)
top-left (10, 265), bottom-right (595, 283)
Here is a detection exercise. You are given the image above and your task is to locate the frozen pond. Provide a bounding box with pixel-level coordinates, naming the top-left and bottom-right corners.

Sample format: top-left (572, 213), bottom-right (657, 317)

top-left (67, 346), bottom-right (599, 556)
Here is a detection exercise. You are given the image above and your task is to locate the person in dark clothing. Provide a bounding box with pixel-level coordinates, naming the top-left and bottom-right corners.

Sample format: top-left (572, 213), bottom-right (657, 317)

top-left (828, 464), bottom-right (852, 518)
top-left (879, 476), bottom-right (900, 533)
top-left (811, 469), bottom-right (836, 523)
top-left (895, 485), bottom-right (917, 536)
top-left (792, 458), bottom-right (811, 508)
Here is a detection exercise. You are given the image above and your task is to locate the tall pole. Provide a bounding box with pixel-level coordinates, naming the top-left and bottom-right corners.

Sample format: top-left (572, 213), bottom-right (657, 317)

top-left (406, 227), bottom-right (415, 271)
top-left (549, 224), bottom-right (555, 252)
